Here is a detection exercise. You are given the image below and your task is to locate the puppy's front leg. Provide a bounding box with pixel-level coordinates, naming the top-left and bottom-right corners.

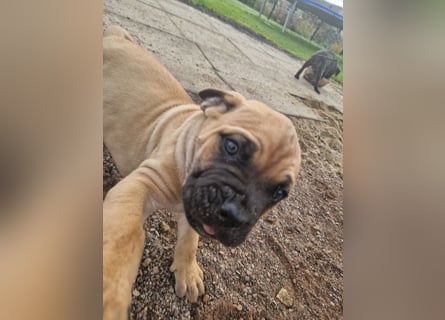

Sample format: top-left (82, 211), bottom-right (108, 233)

top-left (103, 179), bottom-right (145, 320)
top-left (103, 160), bottom-right (178, 320)
top-left (295, 59), bottom-right (312, 79)
top-left (170, 213), bottom-right (205, 302)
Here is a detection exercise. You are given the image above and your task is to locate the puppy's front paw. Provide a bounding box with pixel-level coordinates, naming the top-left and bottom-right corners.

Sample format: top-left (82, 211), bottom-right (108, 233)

top-left (170, 260), bottom-right (205, 302)
top-left (103, 293), bottom-right (130, 320)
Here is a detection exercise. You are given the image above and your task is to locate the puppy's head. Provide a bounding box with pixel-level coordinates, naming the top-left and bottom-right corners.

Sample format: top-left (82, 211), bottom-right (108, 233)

top-left (182, 89), bottom-right (301, 247)
top-left (335, 66), bottom-right (341, 76)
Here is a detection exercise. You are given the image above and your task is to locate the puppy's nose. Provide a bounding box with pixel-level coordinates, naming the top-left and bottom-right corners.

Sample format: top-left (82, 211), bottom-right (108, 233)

top-left (219, 201), bottom-right (248, 226)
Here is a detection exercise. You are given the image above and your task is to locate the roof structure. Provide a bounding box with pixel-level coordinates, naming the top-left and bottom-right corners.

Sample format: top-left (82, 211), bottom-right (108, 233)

top-left (282, 0), bottom-right (343, 32)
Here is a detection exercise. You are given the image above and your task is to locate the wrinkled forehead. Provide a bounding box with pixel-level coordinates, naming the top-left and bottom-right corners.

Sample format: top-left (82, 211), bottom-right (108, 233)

top-left (220, 102), bottom-right (300, 179)
top-left (226, 100), bottom-right (292, 127)
top-left (226, 101), bottom-right (298, 145)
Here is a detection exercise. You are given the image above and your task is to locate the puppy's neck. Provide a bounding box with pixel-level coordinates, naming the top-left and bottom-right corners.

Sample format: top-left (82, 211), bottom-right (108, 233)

top-left (174, 109), bottom-right (206, 183)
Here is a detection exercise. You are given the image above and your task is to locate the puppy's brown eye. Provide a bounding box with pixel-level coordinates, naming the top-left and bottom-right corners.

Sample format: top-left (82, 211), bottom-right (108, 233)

top-left (272, 186), bottom-right (288, 202)
top-left (224, 138), bottom-right (239, 155)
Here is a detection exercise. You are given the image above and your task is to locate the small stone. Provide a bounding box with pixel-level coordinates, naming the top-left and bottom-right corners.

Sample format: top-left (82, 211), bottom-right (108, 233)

top-left (312, 224), bottom-right (321, 232)
top-left (152, 266), bottom-right (159, 274)
top-left (326, 191), bottom-right (336, 199)
top-left (234, 304), bottom-right (243, 311)
top-left (142, 258), bottom-right (152, 267)
top-left (219, 250), bottom-right (224, 255)
top-left (202, 294), bottom-right (210, 303)
top-left (296, 302), bottom-right (305, 312)
top-left (244, 276), bottom-right (250, 282)
top-left (160, 221), bottom-right (170, 232)
top-left (133, 289), bottom-right (140, 297)
top-left (276, 288), bottom-right (293, 307)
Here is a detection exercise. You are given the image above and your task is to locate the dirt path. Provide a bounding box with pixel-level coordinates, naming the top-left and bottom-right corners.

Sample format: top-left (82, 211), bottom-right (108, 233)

top-left (103, 0), bottom-right (343, 319)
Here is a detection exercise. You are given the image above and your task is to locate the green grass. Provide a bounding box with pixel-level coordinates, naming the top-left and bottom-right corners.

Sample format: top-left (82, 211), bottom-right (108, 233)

top-left (189, 0), bottom-right (343, 83)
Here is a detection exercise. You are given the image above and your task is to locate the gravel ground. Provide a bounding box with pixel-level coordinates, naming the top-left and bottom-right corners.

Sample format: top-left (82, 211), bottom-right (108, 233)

top-left (103, 1), bottom-right (343, 318)
top-left (103, 92), bottom-right (343, 319)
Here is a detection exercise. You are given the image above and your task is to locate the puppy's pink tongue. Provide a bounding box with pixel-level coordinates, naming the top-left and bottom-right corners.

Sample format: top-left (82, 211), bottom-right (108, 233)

top-left (203, 224), bottom-right (215, 235)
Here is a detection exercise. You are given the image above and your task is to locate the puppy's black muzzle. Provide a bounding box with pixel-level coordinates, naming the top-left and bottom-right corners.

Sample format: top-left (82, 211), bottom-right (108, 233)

top-left (219, 201), bottom-right (249, 227)
top-left (182, 169), bottom-right (257, 247)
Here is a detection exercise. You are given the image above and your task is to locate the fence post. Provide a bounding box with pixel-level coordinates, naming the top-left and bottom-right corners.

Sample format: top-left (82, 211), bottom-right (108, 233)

top-left (282, 0), bottom-right (298, 32)
top-left (267, 0), bottom-right (279, 20)
top-left (310, 20), bottom-right (322, 41)
top-left (259, 0), bottom-right (267, 17)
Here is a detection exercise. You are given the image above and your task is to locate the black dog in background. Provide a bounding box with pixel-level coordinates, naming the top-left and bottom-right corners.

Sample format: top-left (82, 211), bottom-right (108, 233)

top-left (294, 50), bottom-right (340, 94)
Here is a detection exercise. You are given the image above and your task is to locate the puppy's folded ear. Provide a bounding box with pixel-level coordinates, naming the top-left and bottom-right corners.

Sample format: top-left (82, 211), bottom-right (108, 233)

top-left (104, 25), bottom-right (134, 42)
top-left (199, 89), bottom-right (245, 116)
